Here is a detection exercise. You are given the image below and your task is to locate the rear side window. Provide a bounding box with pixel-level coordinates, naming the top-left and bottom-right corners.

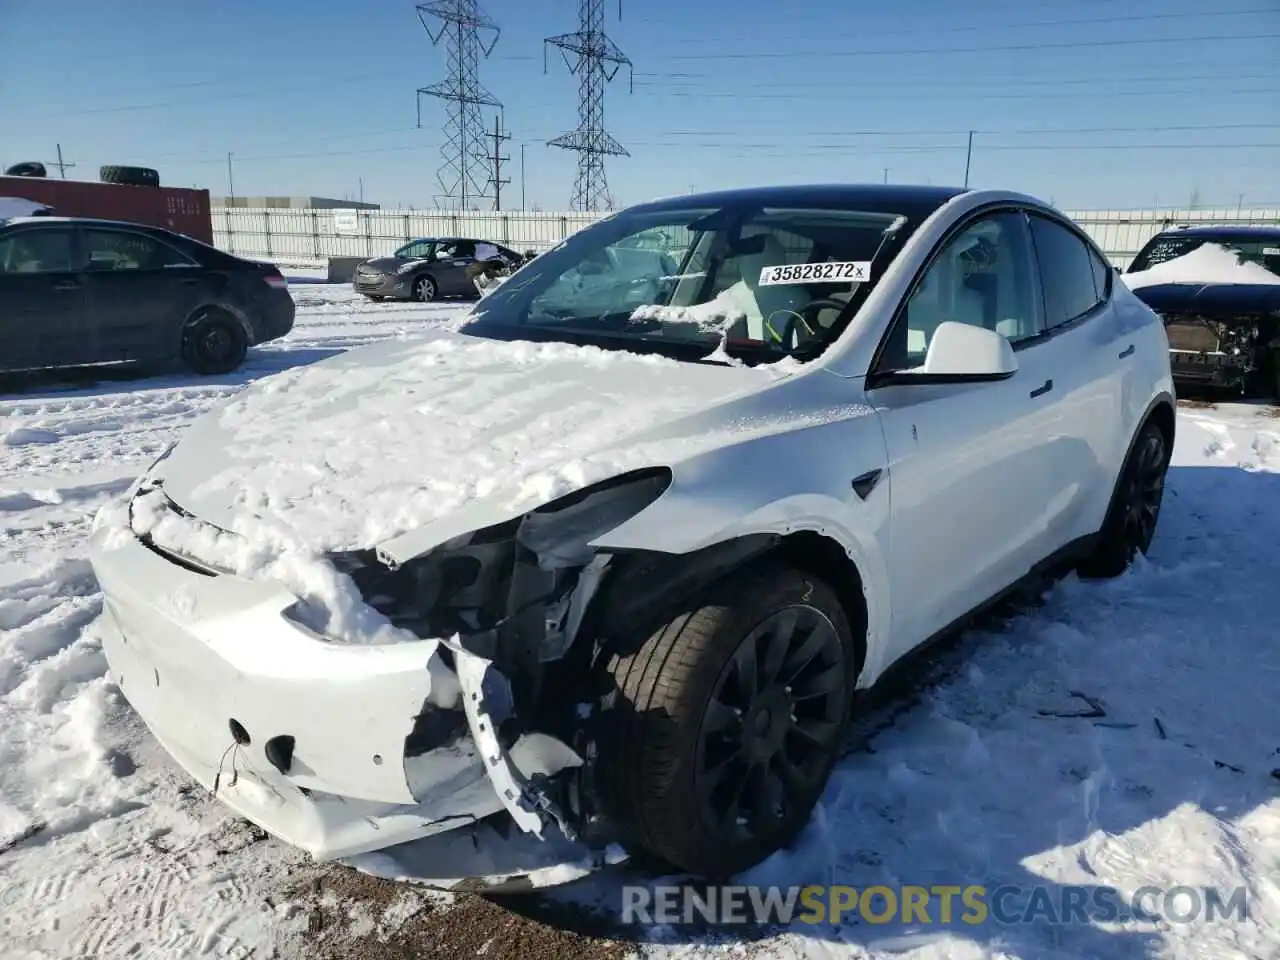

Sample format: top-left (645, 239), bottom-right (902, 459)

top-left (1028, 215), bottom-right (1103, 329)
top-left (84, 229), bottom-right (194, 270)
top-left (1089, 246), bottom-right (1113, 300)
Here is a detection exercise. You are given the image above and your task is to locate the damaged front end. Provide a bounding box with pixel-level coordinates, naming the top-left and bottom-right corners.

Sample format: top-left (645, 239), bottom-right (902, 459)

top-left (326, 468), bottom-right (673, 847)
top-left (1161, 310), bottom-right (1279, 390)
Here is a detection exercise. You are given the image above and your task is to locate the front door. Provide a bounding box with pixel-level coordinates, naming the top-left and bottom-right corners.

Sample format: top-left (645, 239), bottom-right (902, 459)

top-left (432, 239), bottom-right (478, 295)
top-left (867, 210), bottom-right (1063, 659)
top-left (0, 225), bottom-right (89, 372)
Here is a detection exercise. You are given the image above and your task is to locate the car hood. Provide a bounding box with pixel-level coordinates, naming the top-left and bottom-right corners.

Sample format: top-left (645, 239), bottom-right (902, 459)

top-left (362, 255), bottom-right (423, 272)
top-left (151, 330), bottom-right (785, 557)
top-left (1129, 281), bottom-right (1280, 317)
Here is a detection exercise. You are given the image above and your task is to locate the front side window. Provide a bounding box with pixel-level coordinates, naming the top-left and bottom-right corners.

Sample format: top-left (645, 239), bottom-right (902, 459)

top-left (0, 227), bottom-right (75, 274)
top-left (467, 203), bottom-right (908, 363)
top-left (875, 212), bottom-right (1041, 373)
top-left (1028, 215), bottom-right (1104, 328)
top-left (395, 240), bottom-right (434, 260)
top-left (84, 229), bottom-right (193, 271)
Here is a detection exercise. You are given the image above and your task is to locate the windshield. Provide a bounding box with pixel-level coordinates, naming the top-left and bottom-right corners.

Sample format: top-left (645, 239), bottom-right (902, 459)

top-left (1130, 235), bottom-right (1280, 277)
top-left (462, 202), bottom-right (909, 364)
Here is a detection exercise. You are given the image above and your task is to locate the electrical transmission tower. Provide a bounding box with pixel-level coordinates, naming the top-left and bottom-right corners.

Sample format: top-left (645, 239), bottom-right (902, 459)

top-left (416, 1), bottom-right (502, 210)
top-left (545, 0), bottom-right (633, 212)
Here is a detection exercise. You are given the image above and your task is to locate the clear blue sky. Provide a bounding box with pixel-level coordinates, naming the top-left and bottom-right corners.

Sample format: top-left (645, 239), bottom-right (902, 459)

top-left (3, 0), bottom-right (1277, 212)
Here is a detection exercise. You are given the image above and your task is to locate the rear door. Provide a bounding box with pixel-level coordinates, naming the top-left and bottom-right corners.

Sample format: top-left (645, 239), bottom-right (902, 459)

top-left (1024, 212), bottom-right (1131, 543)
top-left (0, 224), bottom-right (88, 371)
top-left (80, 226), bottom-right (208, 362)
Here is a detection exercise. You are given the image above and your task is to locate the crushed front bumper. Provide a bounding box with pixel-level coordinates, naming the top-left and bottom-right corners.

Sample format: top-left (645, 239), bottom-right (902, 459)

top-left (88, 525), bottom-right (580, 863)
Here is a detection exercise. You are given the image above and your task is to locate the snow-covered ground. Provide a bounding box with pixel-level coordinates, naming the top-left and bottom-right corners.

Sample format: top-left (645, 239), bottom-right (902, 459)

top-left (1, 282), bottom-right (1277, 959)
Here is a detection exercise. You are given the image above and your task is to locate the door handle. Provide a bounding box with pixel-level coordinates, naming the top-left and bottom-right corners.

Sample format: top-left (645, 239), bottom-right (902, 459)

top-left (52, 280), bottom-right (79, 290)
top-left (1118, 343), bottom-right (1135, 359)
top-left (1029, 379), bottom-right (1054, 398)
top-left (179, 278), bottom-right (202, 286)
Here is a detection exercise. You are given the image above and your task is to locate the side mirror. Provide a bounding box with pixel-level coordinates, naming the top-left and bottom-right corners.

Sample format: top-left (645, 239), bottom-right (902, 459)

top-left (919, 321), bottom-right (1018, 379)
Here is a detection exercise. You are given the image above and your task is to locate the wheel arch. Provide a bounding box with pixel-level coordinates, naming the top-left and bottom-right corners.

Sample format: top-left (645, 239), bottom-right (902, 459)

top-left (1145, 392), bottom-right (1176, 453)
top-left (179, 301), bottom-right (253, 353)
top-left (582, 528), bottom-right (871, 684)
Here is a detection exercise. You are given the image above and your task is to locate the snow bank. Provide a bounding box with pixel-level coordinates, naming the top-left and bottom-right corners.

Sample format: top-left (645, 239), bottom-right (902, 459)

top-left (1123, 242), bottom-right (1280, 289)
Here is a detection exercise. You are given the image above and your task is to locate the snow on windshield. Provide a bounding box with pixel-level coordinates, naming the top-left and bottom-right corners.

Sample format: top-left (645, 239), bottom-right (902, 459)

top-left (1123, 242), bottom-right (1280, 289)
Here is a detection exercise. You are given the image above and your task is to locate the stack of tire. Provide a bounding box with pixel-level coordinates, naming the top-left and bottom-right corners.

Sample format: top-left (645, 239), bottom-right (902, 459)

top-left (2, 162), bottom-right (163, 187)
top-left (99, 165), bottom-right (161, 187)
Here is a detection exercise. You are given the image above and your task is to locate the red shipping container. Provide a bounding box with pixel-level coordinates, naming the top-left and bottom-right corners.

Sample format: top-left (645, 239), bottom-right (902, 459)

top-left (0, 176), bottom-right (214, 245)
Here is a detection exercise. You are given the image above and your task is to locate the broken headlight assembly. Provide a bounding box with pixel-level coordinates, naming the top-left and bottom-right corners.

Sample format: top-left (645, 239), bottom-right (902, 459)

top-left (319, 468), bottom-right (672, 662)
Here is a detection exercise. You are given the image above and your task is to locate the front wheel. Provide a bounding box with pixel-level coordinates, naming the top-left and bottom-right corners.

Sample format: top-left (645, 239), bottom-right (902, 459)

top-left (413, 275), bottom-right (438, 302)
top-left (1078, 419), bottom-right (1170, 578)
top-left (180, 308), bottom-right (248, 375)
top-left (592, 563), bottom-right (858, 877)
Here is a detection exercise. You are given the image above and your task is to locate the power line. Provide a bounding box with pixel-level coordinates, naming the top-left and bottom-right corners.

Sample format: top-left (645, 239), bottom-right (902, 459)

top-left (637, 71), bottom-right (1280, 90)
top-left (172, 138), bottom-right (1278, 167)
top-left (651, 84), bottom-right (1280, 102)
top-left (651, 31), bottom-right (1280, 61)
top-left (631, 6), bottom-right (1280, 46)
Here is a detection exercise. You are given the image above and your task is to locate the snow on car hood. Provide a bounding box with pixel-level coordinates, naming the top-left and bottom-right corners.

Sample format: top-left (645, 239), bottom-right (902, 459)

top-left (1123, 243), bottom-right (1280, 290)
top-left (151, 330), bottom-right (783, 554)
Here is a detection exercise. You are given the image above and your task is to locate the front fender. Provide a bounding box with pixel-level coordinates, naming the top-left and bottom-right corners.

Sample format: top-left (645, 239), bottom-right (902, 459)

top-left (590, 416), bottom-right (894, 685)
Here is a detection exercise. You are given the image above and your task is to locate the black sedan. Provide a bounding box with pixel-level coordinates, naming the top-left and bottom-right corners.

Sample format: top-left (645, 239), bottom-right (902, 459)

top-left (1124, 225), bottom-right (1280, 398)
top-left (353, 237), bottom-right (526, 302)
top-left (0, 215), bottom-right (295, 376)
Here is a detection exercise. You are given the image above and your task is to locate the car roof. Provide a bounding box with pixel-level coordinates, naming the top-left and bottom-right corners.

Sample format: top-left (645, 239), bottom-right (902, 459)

top-left (401, 236), bottom-right (503, 245)
top-left (1155, 224), bottom-right (1280, 241)
top-left (623, 183), bottom-right (970, 219)
top-left (0, 215), bottom-right (173, 233)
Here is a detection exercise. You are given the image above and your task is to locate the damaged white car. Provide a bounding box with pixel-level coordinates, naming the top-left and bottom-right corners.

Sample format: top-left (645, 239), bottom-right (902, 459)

top-left (90, 184), bottom-right (1175, 888)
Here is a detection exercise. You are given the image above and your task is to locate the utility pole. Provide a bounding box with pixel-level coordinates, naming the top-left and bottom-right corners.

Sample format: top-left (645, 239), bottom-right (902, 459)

top-left (963, 130), bottom-right (974, 188)
top-left (53, 144), bottom-right (76, 179)
top-left (359, 176), bottom-right (365, 205)
top-left (484, 113), bottom-right (511, 211)
top-left (883, 167), bottom-right (889, 184)
top-left (227, 152), bottom-right (236, 201)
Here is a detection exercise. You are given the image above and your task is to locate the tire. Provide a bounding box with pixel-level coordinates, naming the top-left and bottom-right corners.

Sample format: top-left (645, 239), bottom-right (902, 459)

top-left (180, 309), bottom-right (248, 375)
top-left (99, 165), bottom-right (160, 187)
top-left (4, 161), bottom-right (46, 177)
top-left (413, 274), bottom-right (438, 302)
top-left (1078, 418), bottom-right (1170, 579)
top-left (592, 562), bottom-right (858, 877)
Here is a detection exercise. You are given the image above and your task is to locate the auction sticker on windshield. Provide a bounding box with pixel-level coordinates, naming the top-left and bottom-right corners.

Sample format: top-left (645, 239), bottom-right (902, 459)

top-left (759, 261), bottom-right (871, 285)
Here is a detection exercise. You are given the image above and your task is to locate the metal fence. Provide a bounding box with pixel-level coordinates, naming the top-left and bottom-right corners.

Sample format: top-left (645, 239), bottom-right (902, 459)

top-left (213, 205), bottom-right (1280, 270)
